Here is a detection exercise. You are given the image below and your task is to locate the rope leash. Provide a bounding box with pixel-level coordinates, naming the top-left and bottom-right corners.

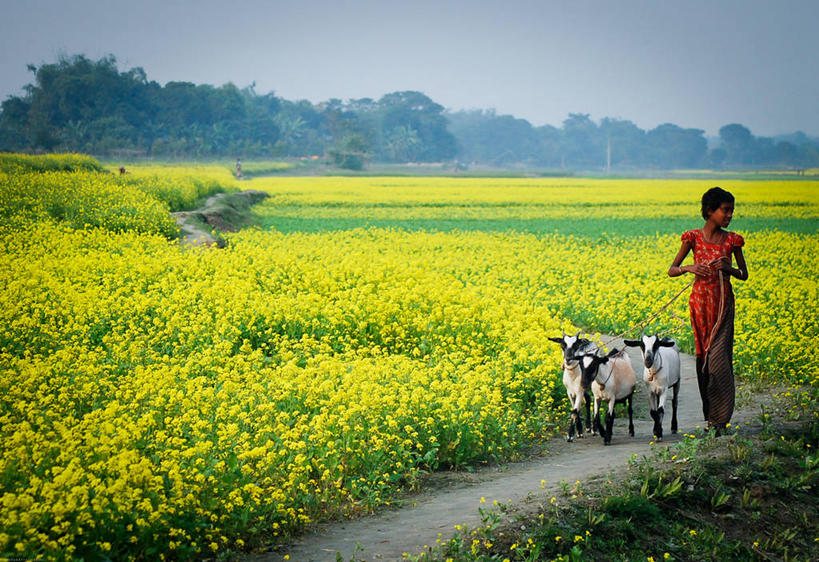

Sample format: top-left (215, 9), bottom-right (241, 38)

top-left (657, 310), bottom-right (688, 337)
top-left (581, 257), bottom-right (729, 355)
top-left (598, 278), bottom-right (695, 348)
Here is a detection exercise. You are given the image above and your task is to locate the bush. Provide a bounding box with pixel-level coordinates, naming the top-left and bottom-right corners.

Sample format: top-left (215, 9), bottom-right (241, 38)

top-left (0, 152), bottom-right (106, 173)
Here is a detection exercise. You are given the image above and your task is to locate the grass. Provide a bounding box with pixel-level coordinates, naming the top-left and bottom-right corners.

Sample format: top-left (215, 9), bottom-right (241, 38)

top-left (412, 392), bottom-right (819, 562)
top-left (253, 215), bottom-right (818, 237)
top-left (0, 152), bottom-right (106, 173)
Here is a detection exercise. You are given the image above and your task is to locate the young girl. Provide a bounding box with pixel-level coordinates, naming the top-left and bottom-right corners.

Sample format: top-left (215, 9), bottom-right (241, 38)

top-left (668, 187), bottom-right (748, 434)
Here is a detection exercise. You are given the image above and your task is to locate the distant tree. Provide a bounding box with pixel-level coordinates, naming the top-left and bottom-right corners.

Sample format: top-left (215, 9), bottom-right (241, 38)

top-left (273, 99), bottom-right (324, 156)
top-left (775, 141), bottom-right (799, 167)
top-left (706, 147), bottom-right (728, 169)
top-left (0, 96), bottom-right (33, 150)
top-left (446, 109), bottom-right (498, 163)
top-left (719, 123), bottom-right (753, 165)
top-left (646, 124), bottom-right (707, 168)
top-left (376, 91), bottom-right (456, 162)
top-left (447, 109), bottom-right (542, 165)
top-left (328, 133), bottom-right (370, 170)
top-left (2, 52), bottom-right (815, 167)
top-left (599, 118), bottom-right (646, 168)
top-left (562, 113), bottom-right (603, 168)
top-left (750, 136), bottom-right (777, 166)
top-left (385, 125), bottom-right (420, 162)
top-left (534, 125), bottom-right (563, 167)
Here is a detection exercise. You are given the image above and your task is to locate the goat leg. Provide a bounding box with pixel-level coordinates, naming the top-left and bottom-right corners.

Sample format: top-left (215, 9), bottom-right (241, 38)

top-left (592, 397), bottom-right (603, 437)
top-left (671, 381), bottom-right (680, 434)
top-left (583, 391), bottom-right (592, 433)
top-left (604, 404), bottom-right (615, 445)
top-left (655, 406), bottom-right (665, 441)
top-left (567, 409), bottom-right (577, 442)
top-left (576, 409), bottom-right (584, 438)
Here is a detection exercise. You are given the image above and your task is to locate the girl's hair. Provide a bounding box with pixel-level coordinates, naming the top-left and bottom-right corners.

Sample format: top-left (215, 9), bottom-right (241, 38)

top-left (701, 187), bottom-right (734, 220)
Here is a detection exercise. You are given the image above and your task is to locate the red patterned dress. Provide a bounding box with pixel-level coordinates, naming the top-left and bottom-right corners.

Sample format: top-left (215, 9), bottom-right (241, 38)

top-left (681, 229), bottom-right (744, 428)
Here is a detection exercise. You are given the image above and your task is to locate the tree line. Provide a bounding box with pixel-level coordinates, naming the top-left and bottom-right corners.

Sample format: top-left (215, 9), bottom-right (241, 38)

top-left (1, 54), bottom-right (817, 170)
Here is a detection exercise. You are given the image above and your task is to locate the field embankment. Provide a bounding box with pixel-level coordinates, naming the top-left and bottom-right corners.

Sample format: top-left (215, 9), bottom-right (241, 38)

top-left (174, 190), bottom-right (269, 247)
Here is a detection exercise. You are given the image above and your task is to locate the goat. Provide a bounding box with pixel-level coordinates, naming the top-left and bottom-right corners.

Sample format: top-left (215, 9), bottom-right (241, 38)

top-left (576, 348), bottom-right (637, 445)
top-left (548, 333), bottom-right (595, 442)
top-left (624, 335), bottom-right (680, 441)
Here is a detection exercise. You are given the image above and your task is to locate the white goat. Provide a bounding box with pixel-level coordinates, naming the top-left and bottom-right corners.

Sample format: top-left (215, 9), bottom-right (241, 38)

top-left (548, 333), bottom-right (595, 442)
top-left (624, 335), bottom-right (681, 441)
top-left (576, 348), bottom-right (637, 445)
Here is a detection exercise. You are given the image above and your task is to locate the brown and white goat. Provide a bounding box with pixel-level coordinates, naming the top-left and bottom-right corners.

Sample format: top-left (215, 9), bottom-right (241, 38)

top-left (576, 348), bottom-right (637, 445)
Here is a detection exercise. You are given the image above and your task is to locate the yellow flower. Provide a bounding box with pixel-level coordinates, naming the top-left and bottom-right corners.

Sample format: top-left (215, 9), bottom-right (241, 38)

top-left (3, 164), bottom-right (816, 560)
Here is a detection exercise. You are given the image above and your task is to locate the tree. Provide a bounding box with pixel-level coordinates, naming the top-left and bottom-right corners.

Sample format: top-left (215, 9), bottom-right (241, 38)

top-left (385, 125), bottom-right (420, 162)
top-left (719, 123), bottom-right (752, 165)
top-left (376, 91), bottom-right (456, 162)
top-left (646, 124), bottom-right (706, 169)
top-left (328, 133), bottom-right (370, 170)
top-left (599, 118), bottom-right (646, 169)
top-left (562, 113), bottom-right (603, 168)
top-left (446, 109), bottom-right (542, 165)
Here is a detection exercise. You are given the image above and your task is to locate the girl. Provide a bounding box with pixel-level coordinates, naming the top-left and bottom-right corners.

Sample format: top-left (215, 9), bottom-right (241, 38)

top-left (668, 187), bottom-right (748, 434)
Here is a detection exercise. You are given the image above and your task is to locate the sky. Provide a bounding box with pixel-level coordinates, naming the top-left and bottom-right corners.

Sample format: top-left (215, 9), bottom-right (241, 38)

top-left (1, 0), bottom-right (817, 137)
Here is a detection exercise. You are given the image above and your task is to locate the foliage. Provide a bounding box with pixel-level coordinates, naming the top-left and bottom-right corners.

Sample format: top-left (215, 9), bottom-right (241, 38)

top-left (447, 109), bottom-right (553, 167)
top-left (0, 152), bottom-right (106, 173)
top-left (4, 54), bottom-right (816, 169)
top-left (231, 160), bottom-right (295, 176)
top-left (0, 54), bottom-right (279, 158)
top-left (0, 169), bottom-right (178, 236)
top-left (1, 166), bottom-right (817, 559)
top-left (328, 134), bottom-right (370, 170)
top-left (114, 164), bottom-right (238, 212)
top-left (423, 415), bottom-right (819, 561)
top-left (0, 156), bottom-right (237, 237)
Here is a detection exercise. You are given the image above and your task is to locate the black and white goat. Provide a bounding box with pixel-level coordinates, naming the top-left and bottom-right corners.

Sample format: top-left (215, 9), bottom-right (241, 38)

top-left (548, 333), bottom-right (595, 441)
top-left (624, 335), bottom-right (681, 441)
top-left (576, 348), bottom-right (637, 445)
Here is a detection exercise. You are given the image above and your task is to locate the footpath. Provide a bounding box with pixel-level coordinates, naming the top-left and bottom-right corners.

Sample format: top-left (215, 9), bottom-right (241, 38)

top-left (173, 190), bottom-right (268, 247)
top-left (259, 338), bottom-right (759, 562)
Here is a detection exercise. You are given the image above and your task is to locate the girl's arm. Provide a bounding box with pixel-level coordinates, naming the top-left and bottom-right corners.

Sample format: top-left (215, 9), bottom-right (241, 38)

top-left (668, 241), bottom-right (710, 278)
top-left (717, 247), bottom-right (748, 281)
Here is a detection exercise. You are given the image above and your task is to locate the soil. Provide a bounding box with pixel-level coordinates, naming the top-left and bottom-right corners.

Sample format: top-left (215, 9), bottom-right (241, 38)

top-left (172, 190), bottom-right (269, 247)
top-left (255, 340), bottom-right (771, 562)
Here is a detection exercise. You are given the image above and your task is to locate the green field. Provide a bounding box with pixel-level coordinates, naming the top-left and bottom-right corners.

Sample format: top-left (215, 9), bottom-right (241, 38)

top-left (1, 157), bottom-right (817, 560)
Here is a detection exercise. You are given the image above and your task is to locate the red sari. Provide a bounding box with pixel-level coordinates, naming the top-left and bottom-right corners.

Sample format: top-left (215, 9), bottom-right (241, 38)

top-left (681, 229), bottom-right (744, 429)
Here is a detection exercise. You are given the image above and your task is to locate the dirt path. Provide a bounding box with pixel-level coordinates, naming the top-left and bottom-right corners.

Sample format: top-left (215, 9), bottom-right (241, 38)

top-left (259, 338), bottom-right (756, 561)
top-left (173, 190), bottom-right (269, 247)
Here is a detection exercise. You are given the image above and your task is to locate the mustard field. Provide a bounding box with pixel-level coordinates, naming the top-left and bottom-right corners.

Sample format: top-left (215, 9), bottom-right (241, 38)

top-left (1, 157), bottom-right (817, 559)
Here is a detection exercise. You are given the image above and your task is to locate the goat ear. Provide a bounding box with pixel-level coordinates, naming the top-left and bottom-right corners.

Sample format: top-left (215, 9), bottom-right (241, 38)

top-left (547, 337), bottom-right (564, 346)
top-left (659, 338), bottom-right (676, 347)
top-left (603, 347), bottom-right (620, 360)
top-left (623, 339), bottom-right (640, 348)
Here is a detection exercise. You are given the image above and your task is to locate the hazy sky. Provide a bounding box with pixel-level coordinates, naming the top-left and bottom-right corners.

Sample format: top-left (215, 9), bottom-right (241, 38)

top-left (2, 0), bottom-right (817, 136)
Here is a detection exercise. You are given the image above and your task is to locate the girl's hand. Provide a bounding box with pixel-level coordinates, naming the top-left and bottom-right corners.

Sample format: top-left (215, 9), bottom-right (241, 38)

top-left (688, 263), bottom-right (712, 277)
top-left (713, 256), bottom-right (732, 271)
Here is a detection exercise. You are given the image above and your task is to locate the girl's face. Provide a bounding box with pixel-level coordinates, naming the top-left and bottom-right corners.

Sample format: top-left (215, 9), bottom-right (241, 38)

top-left (708, 201), bottom-right (734, 228)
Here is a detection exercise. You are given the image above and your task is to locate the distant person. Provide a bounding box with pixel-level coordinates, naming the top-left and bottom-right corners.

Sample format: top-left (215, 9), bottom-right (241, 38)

top-left (235, 158), bottom-right (243, 179)
top-left (668, 187), bottom-right (748, 435)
